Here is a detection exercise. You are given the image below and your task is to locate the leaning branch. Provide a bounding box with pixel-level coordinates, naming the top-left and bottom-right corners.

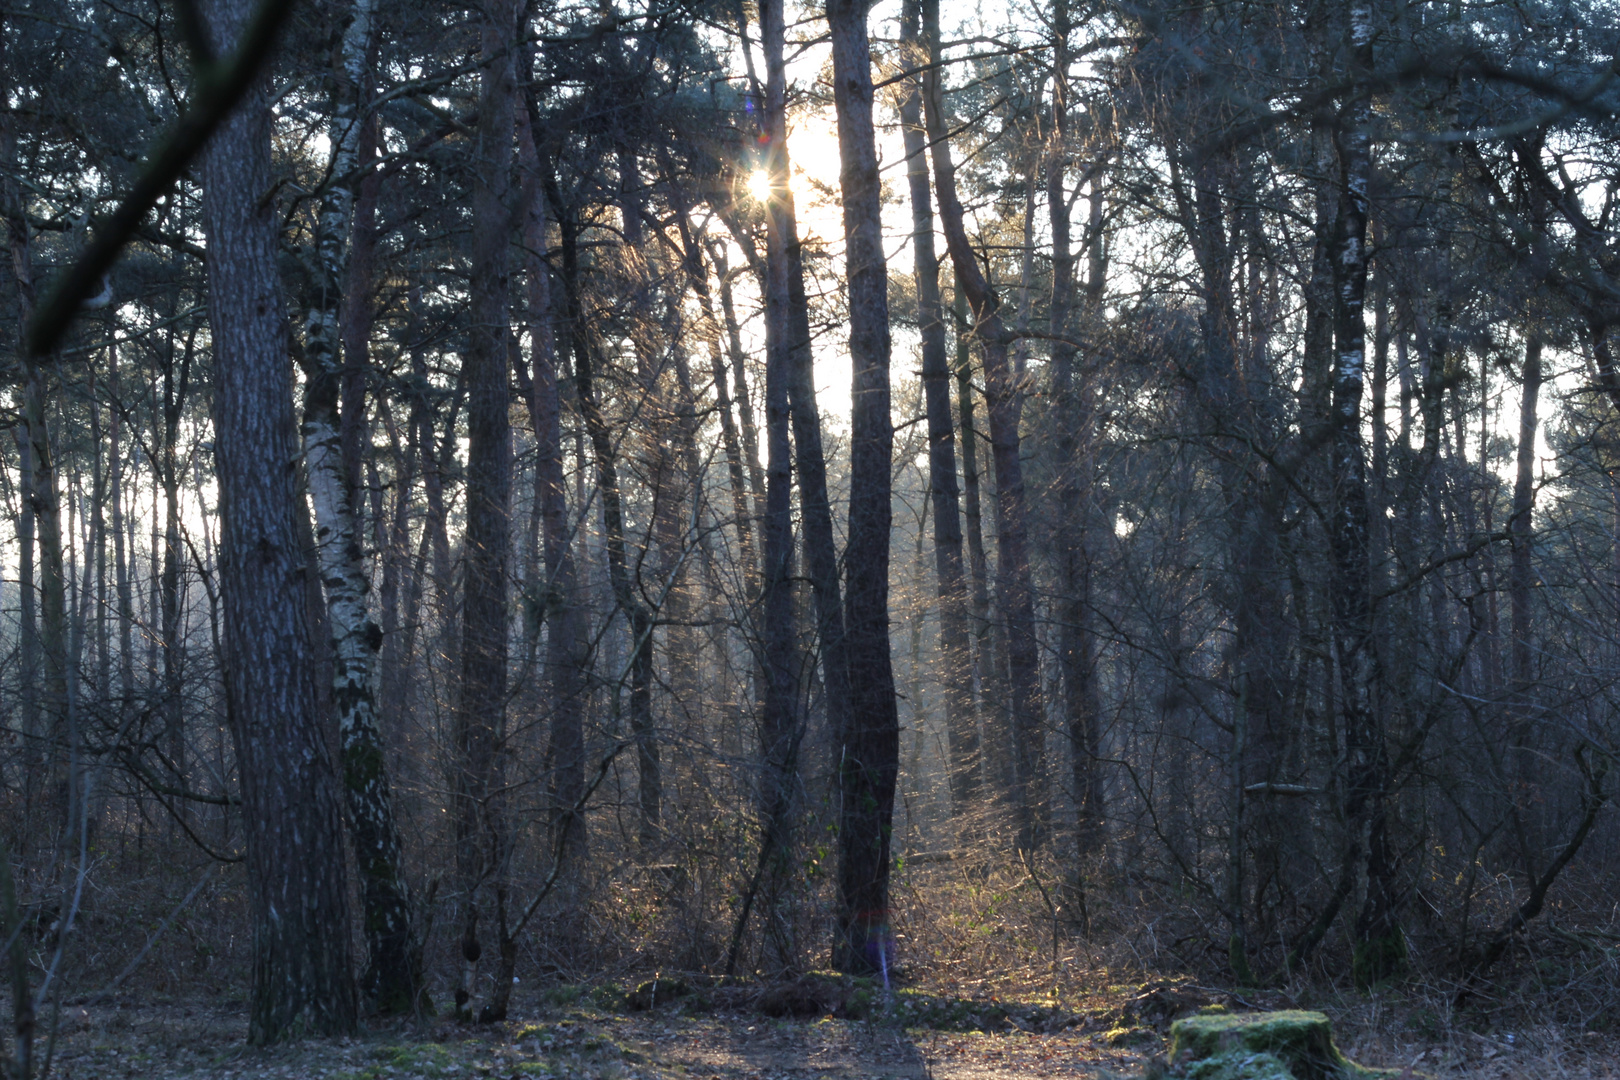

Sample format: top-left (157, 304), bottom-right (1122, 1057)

top-left (25, 0), bottom-right (293, 357)
top-left (1461, 744), bottom-right (1611, 990)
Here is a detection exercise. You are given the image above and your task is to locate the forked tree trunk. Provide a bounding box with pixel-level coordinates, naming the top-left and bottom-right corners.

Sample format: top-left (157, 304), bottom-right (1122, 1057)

top-left (200, 0), bottom-right (357, 1041)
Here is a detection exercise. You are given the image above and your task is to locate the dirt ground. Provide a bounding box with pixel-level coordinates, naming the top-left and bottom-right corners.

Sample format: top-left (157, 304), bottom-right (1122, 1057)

top-left (38, 999), bottom-right (1150, 1080)
top-left (29, 985), bottom-right (1620, 1080)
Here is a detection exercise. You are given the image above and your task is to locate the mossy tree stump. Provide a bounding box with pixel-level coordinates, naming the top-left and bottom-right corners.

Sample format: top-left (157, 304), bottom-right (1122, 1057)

top-left (1159, 1011), bottom-right (1400, 1080)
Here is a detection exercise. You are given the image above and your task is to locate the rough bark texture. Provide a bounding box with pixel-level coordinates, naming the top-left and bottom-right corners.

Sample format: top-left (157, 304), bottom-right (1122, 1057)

top-left (454, 0), bottom-right (518, 1022)
top-left (200, 0), bottom-right (357, 1042)
top-left (828, 0), bottom-right (900, 976)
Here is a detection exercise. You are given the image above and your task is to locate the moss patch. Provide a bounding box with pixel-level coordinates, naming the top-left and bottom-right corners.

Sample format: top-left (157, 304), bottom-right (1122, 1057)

top-left (1180, 1049), bottom-right (1296, 1080)
top-left (1166, 1011), bottom-right (1399, 1080)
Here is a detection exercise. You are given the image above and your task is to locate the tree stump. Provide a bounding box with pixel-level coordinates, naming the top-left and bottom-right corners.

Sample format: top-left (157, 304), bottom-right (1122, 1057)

top-left (1153, 1010), bottom-right (1400, 1080)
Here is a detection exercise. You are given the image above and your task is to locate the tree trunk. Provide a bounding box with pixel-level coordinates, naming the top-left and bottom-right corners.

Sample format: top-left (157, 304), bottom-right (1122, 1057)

top-left (899, 0), bottom-right (976, 817)
top-left (454, 0), bottom-right (518, 1023)
top-left (516, 110), bottom-right (588, 887)
top-left (756, 0), bottom-right (853, 790)
top-left (828, 0), bottom-right (900, 975)
top-left (160, 337), bottom-right (190, 822)
top-left (1508, 331), bottom-right (1542, 867)
top-left (923, 0), bottom-right (1046, 853)
top-left (724, 0), bottom-right (804, 969)
top-left (1329, 3), bottom-right (1400, 989)
top-left (1045, 0), bottom-right (1104, 862)
top-left (2, 97), bottom-right (43, 852)
top-left (109, 341), bottom-right (135, 703)
top-left (200, 0), bottom-right (357, 1040)
top-left (954, 283), bottom-right (1001, 823)
top-left (297, 0), bottom-right (421, 1015)
top-left (618, 149), bottom-right (668, 855)
top-left (714, 246), bottom-right (768, 506)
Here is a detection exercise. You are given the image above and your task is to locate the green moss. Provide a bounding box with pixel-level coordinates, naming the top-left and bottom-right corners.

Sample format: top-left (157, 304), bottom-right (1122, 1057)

top-left (1182, 1049), bottom-right (1295, 1080)
top-left (1168, 1011), bottom-right (1399, 1080)
top-left (588, 982), bottom-right (627, 1011)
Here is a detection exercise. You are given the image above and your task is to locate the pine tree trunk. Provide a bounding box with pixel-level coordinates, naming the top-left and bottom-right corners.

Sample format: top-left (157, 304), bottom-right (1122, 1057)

top-left (753, 0), bottom-right (853, 785)
top-left (454, 0), bottom-right (518, 1022)
top-left (109, 341), bottom-right (134, 702)
top-left (618, 150), bottom-right (668, 854)
top-left (161, 348), bottom-right (188, 820)
top-left (200, 0), bottom-right (358, 1040)
top-left (715, 253), bottom-right (768, 505)
top-left (828, 0), bottom-right (900, 974)
top-left (954, 284), bottom-right (1003, 826)
top-left (24, 363), bottom-right (70, 831)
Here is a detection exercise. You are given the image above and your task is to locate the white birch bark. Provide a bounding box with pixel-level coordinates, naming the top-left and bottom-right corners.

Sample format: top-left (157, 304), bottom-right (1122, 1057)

top-left (297, 0), bottom-right (421, 1014)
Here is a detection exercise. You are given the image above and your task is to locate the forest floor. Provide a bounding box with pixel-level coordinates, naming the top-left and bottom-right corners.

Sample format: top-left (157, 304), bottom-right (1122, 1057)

top-left (33, 974), bottom-right (1620, 1080)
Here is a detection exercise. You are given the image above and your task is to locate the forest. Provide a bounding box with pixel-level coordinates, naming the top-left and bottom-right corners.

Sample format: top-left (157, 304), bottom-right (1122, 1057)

top-left (2, 0), bottom-right (1620, 1073)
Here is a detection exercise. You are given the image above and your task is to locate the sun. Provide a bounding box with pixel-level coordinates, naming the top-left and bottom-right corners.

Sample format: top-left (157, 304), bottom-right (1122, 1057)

top-left (747, 169), bottom-right (773, 203)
